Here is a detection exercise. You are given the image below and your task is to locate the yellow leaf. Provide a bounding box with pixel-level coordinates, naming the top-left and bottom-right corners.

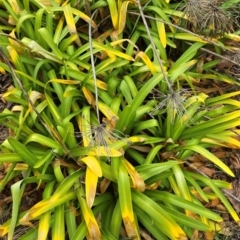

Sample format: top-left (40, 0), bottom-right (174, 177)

top-left (157, 21), bottom-right (167, 48)
top-left (7, 46), bottom-right (19, 65)
top-left (3, 88), bottom-right (20, 98)
top-left (96, 57), bottom-right (116, 73)
top-left (48, 79), bottom-right (80, 84)
top-left (122, 216), bottom-right (138, 239)
top-left (82, 87), bottom-right (95, 105)
top-left (0, 67), bottom-right (5, 74)
top-left (8, 30), bottom-right (24, 53)
top-left (118, 1), bottom-right (132, 34)
top-left (88, 79), bottom-right (108, 90)
top-left (80, 156), bottom-right (102, 177)
top-left (167, 33), bottom-right (209, 43)
top-left (136, 51), bottom-right (157, 74)
top-left (13, 163), bottom-right (28, 171)
top-left (77, 196), bottom-right (101, 239)
top-left (224, 33), bottom-right (240, 42)
top-left (106, 0), bottom-right (118, 29)
top-left (8, 15), bottom-right (16, 25)
top-left (71, 8), bottom-right (97, 29)
top-left (8, 0), bottom-right (20, 14)
top-left (127, 136), bottom-right (146, 143)
top-left (11, 105), bottom-right (23, 112)
top-left (28, 91), bottom-right (45, 111)
top-left (122, 159), bottom-right (145, 192)
top-left (0, 225), bottom-right (9, 237)
top-left (85, 167), bottom-right (98, 208)
top-left (20, 200), bottom-right (49, 223)
top-left (84, 146), bottom-right (123, 157)
top-left (38, 211), bottom-right (51, 240)
top-left (97, 101), bottom-right (119, 120)
top-left (93, 41), bottom-right (134, 61)
top-left (202, 136), bottom-right (240, 149)
top-left (110, 39), bottom-right (139, 52)
top-left (48, 78), bottom-right (107, 90)
top-left (63, 4), bottom-right (81, 46)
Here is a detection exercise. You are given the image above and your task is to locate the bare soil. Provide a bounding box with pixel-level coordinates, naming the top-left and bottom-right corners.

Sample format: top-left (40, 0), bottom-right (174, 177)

top-left (0, 73), bottom-right (12, 143)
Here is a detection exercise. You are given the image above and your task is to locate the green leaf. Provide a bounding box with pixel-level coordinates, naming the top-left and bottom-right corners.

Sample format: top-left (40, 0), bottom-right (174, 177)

top-left (136, 162), bottom-right (177, 180)
top-left (145, 190), bottom-right (222, 222)
top-left (132, 190), bottom-right (186, 239)
top-left (118, 160), bottom-right (138, 238)
top-left (181, 145), bottom-right (234, 176)
top-left (8, 138), bottom-right (38, 167)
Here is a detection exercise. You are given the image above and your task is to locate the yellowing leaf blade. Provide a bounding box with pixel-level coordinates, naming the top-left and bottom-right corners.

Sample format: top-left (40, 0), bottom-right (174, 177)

top-left (183, 145), bottom-right (234, 177)
top-left (93, 41), bottom-right (134, 61)
top-left (136, 51), bottom-right (157, 74)
top-left (97, 101), bottom-right (119, 120)
top-left (63, 4), bottom-right (81, 46)
top-left (85, 167), bottom-right (98, 208)
top-left (85, 146), bottom-right (123, 157)
top-left (77, 195), bottom-right (101, 239)
top-left (106, 0), bottom-right (118, 29)
top-left (71, 8), bottom-right (97, 29)
top-left (157, 21), bottom-right (166, 48)
top-left (118, 1), bottom-right (131, 33)
top-left (118, 160), bottom-right (138, 238)
top-left (48, 79), bottom-right (80, 84)
top-left (82, 86), bottom-right (95, 105)
top-left (80, 156), bottom-right (102, 177)
top-left (122, 159), bottom-right (145, 192)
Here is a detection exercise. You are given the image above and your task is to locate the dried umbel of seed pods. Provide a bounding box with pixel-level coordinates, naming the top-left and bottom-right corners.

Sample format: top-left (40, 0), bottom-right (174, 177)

top-left (182, 0), bottom-right (210, 23)
top-left (181, 0), bottom-right (234, 37)
top-left (200, 3), bottom-right (234, 37)
top-left (75, 117), bottom-right (129, 160)
top-left (149, 88), bottom-right (193, 124)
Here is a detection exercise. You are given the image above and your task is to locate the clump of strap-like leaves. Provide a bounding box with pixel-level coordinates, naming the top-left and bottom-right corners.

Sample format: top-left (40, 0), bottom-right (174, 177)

top-left (0, 0), bottom-right (239, 240)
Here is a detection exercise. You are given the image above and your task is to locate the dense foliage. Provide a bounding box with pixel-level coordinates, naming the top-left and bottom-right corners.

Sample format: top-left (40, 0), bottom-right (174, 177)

top-left (0, 0), bottom-right (240, 239)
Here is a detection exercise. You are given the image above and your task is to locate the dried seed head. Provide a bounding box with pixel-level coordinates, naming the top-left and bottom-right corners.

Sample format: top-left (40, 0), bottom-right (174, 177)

top-left (149, 88), bottom-right (192, 124)
top-left (183, 0), bottom-right (210, 22)
top-left (75, 117), bottom-right (128, 160)
top-left (181, 0), bottom-right (234, 37)
top-left (201, 4), bottom-right (233, 37)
